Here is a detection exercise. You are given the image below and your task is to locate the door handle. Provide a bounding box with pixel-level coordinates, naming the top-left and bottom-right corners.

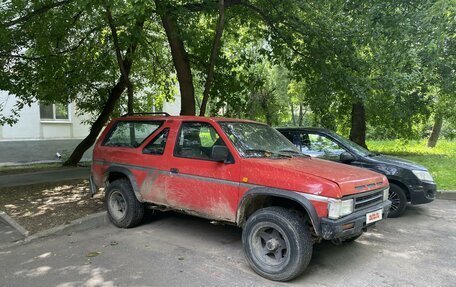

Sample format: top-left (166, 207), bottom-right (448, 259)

top-left (170, 168), bottom-right (179, 174)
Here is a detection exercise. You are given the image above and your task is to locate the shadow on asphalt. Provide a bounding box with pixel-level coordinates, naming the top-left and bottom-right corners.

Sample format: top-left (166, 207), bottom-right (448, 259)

top-left (137, 208), bottom-right (389, 280)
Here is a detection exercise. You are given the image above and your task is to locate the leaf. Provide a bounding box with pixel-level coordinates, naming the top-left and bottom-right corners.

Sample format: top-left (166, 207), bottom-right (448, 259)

top-left (86, 251), bottom-right (102, 257)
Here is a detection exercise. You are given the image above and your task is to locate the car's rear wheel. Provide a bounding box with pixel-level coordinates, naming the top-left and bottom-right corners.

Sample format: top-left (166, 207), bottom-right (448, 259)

top-left (242, 207), bottom-right (313, 281)
top-left (106, 178), bottom-right (144, 228)
top-left (388, 183), bottom-right (407, 218)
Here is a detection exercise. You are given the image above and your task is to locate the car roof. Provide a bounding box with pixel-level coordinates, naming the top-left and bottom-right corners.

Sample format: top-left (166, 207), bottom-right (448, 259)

top-left (114, 115), bottom-right (263, 124)
top-left (276, 127), bottom-right (331, 133)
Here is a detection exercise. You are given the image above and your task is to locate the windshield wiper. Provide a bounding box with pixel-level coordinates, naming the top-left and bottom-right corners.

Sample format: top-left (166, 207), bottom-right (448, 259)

top-left (244, 149), bottom-right (292, 158)
top-left (278, 149), bottom-right (311, 157)
top-left (366, 152), bottom-right (380, 157)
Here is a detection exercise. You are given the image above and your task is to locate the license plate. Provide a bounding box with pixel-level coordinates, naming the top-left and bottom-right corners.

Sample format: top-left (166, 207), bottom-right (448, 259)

top-left (366, 209), bottom-right (383, 224)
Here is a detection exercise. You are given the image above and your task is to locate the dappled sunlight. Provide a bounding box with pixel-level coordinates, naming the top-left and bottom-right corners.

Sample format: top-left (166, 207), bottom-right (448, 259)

top-left (0, 179), bottom-right (104, 234)
top-left (381, 248), bottom-right (425, 260)
top-left (363, 232), bottom-right (385, 239)
top-left (37, 252), bottom-right (52, 259)
top-left (84, 268), bottom-right (115, 287)
top-left (11, 262), bottom-right (114, 286)
top-left (354, 239), bottom-right (376, 246)
top-left (14, 266), bottom-right (52, 277)
top-left (54, 266), bottom-right (114, 287)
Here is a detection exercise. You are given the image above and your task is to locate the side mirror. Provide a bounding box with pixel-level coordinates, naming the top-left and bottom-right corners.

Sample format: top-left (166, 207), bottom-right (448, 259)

top-left (212, 145), bottom-right (231, 163)
top-left (340, 151), bottom-right (356, 163)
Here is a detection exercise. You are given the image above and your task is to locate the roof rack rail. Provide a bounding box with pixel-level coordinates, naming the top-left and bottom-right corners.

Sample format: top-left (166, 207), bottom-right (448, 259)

top-left (121, 112), bottom-right (170, 117)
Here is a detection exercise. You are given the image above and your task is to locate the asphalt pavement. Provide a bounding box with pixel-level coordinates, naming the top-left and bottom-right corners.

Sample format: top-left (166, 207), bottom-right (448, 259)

top-left (0, 199), bottom-right (455, 287)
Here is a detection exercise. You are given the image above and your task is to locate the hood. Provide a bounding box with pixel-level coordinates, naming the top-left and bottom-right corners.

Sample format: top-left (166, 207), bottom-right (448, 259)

top-left (241, 157), bottom-right (388, 198)
top-left (368, 154), bottom-right (427, 171)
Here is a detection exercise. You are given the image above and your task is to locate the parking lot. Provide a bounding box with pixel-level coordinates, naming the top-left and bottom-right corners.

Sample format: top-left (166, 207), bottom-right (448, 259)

top-left (0, 199), bottom-right (455, 287)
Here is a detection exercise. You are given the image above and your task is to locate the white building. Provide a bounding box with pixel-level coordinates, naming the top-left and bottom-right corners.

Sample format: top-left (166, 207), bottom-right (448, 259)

top-left (0, 90), bottom-right (180, 165)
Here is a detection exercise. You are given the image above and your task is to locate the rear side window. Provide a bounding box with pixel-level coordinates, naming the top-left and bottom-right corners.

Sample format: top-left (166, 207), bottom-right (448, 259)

top-left (103, 121), bottom-right (162, 148)
top-left (143, 128), bottom-right (169, 155)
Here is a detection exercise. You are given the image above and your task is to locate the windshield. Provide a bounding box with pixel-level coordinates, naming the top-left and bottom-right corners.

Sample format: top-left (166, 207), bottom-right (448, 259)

top-left (327, 130), bottom-right (372, 157)
top-left (219, 122), bottom-right (302, 158)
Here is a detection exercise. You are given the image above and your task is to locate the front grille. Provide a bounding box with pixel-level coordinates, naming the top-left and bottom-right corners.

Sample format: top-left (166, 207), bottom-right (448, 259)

top-left (353, 190), bottom-right (384, 211)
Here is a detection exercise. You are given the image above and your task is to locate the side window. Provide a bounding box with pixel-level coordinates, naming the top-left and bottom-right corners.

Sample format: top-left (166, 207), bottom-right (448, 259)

top-left (174, 122), bottom-right (226, 160)
top-left (307, 134), bottom-right (346, 161)
top-left (283, 131), bottom-right (311, 152)
top-left (143, 128), bottom-right (169, 155)
top-left (103, 121), bottom-right (161, 148)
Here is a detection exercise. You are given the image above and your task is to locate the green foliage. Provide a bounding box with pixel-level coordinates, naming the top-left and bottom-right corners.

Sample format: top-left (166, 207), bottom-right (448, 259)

top-left (1, 0), bottom-right (454, 147)
top-left (0, 0), bottom-right (175, 125)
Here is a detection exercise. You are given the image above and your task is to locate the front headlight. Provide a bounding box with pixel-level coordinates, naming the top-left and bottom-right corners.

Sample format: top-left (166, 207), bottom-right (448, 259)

top-left (383, 188), bottom-right (389, 201)
top-left (412, 170), bottom-right (434, 183)
top-left (328, 199), bottom-right (354, 219)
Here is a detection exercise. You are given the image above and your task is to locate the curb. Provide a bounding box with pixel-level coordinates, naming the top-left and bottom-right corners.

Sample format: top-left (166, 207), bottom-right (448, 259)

top-left (436, 191), bottom-right (456, 201)
top-left (0, 211), bottom-right (108, 250)
top-left (0, 211), bottom-right (29, 237)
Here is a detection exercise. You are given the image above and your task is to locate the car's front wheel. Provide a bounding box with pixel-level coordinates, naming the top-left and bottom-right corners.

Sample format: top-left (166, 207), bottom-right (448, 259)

top-left (242, 207), bottom-right (313, 281)
top-left (106, 178), bottom-right (144, 228)
top-left (388, 183), bottom-right (407, 218)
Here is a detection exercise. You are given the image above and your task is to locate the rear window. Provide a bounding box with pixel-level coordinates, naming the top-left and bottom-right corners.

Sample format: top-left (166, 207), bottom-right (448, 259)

top-left (103, 121), bottom-right (162, 148)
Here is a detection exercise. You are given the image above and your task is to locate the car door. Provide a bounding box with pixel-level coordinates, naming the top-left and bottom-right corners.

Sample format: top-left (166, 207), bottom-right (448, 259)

top-left (165, 121), bottom-right (240, 222)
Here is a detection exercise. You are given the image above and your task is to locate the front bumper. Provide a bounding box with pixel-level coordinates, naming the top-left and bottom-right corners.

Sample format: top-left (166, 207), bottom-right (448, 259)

top-left (410, 181), bottom-right (436, 205)
top-left (320, 200), bottom-right (391, 240)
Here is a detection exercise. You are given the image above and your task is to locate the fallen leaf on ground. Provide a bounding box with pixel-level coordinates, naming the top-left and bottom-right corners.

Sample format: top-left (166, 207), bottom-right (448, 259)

top-left (86, 251), bottom-right (102, 257)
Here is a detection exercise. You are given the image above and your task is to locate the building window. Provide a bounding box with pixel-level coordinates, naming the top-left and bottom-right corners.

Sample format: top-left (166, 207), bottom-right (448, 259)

top-left (39, 103), bottom-right (70, 120)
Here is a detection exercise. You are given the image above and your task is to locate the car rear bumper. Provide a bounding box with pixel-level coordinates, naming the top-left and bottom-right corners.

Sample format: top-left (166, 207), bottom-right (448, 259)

top-left (319, 200), bottom-right (391, 240)
top-left (410, 181), bottom-right (436, 205)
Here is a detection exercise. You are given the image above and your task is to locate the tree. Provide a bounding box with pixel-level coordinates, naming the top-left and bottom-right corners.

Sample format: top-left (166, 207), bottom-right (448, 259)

top-left (0, 0), bottom-right (175, 165)
top-left (422, 0), bottom-right (456, 147)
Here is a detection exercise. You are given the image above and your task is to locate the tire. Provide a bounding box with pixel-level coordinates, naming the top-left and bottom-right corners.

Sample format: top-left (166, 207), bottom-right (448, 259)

top-left (242, 207), bottom-right (313, 282)
top-left (105, 178), bottom-right (144, 228)
top-left (388, 183), bottom-right (407, 218)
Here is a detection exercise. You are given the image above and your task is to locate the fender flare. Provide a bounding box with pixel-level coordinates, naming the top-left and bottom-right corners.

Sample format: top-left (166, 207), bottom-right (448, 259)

top-left (104, 166), bottom-right (143, 202)
top-left (237, 187), bottom-right (321, 236)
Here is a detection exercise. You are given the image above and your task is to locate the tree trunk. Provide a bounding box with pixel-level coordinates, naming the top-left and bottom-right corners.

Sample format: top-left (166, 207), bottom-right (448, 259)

top-left (427, 114), bottom-right (443, 148)
top-left (127, 83), bottom-right (134, 114)
top-left (157, 2), bottom-right (196, 116)
top-left (349, 101), bottom-right (367, 148)
top-left (64, 18), bottom-right (144, 166)
top-left (63, 77), bottom-right (127, 166)
top-left (298, 104), bottom-right (303, 126)
top-left (260, 93), bottom-right (272, 125)
top-left (199, 0), bottom-right (226, 116)
top-left (291, 102), bottom-right (296, 126)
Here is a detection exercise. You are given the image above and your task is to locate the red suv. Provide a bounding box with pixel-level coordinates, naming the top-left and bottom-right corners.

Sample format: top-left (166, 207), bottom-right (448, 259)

top-left (90, 113), bottom-right (391, 281)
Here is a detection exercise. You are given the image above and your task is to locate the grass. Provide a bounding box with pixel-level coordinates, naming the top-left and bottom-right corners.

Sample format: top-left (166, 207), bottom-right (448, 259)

top-left (367, 139), bottom-right (456, 190)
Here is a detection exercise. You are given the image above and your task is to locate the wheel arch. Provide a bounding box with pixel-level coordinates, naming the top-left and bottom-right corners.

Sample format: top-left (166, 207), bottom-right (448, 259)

top-left (236, 187), bottom-right (321, 236)
top-left (387, 177), bottom-right (411, 201)
top-left (104, 166), bottom-right (143, 202)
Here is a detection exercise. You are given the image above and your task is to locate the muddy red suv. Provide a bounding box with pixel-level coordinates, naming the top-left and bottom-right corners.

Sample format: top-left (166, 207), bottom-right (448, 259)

top-left (90, 113), bottom-right (391, 281)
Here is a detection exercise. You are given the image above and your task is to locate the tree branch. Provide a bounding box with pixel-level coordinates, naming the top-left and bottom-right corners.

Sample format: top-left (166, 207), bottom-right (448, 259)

top-left (105, 5), bottom-right (134, 114)
top-left (199, 0), bottom-right (226, 116)
top-left (2, 0), bottom-right (74, 27)
top-left (239, 2), bottom-right (307, 58)
top-left (0, 26), bottom-right (101, 61)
